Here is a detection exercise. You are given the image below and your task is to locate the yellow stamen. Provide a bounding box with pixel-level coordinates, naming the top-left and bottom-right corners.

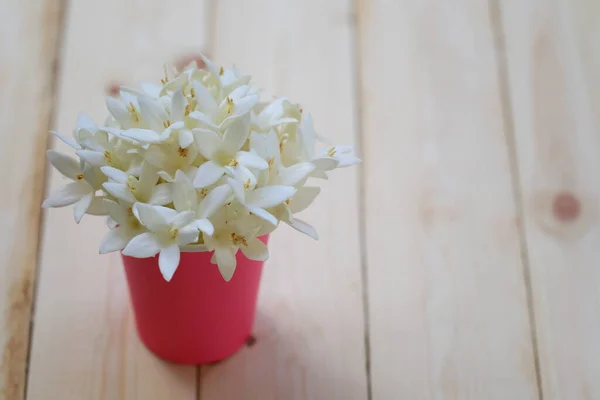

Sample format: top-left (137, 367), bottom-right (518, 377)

top-left (104, 151), bottom-right (113, 166)
top-left (127, 207), bottom-right (133, 216)
top-left (126, 102), bottom-right (139, 122)
top-left (161, 65), bottom-right (169, 85)
top-left (267, 158), bottom-right (275, 168)
top-left (185, 102), bottom-right (194, 116)
top-left (126, 176), bottom-right (137, 192)
top-left (226, 97), bottom-right (234, 115)
top-left (76, 173), bottom-right (84, 180)
top-left (219, 66), bottom-right (224, 76)
top-left (230, 232), bottom-right (248, 247)
top-left (228, 158), bottom-right (239, 167)
top-left (200, 188), bottom-right (208, 198)
top-left (190, 87), bottom-right (196, 98)
top-left (169, 227), bottom-right (179, 239)
top-left (279, 134), bottom-right (289, 152)
top-left (285, 199), bottom-right (291, 205)
top-left (163, 120), bottom-right (171, 129)
top-left (327, 147), bottom-right (337, 157)
top-left (177, 147), bottom-right (188, 157)
top-left (244, 179), bottom-right (251, 189)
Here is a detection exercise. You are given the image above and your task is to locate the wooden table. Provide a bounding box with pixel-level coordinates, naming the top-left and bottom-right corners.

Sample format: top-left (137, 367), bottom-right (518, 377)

top-left (2, 0), bottom-right (599, 398)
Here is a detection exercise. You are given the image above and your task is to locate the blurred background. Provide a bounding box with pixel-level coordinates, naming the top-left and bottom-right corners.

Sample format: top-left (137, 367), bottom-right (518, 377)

top-left (2, 0), bottom-right (600, 399)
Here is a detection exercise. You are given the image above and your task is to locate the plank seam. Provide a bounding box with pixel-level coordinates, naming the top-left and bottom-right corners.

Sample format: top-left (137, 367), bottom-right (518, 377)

top-left (22, 0), bottom-right (70, 399)
top-left (487, 1), bottom-right (544, 399)
top-left (350, 0), bottom-right (372, 399)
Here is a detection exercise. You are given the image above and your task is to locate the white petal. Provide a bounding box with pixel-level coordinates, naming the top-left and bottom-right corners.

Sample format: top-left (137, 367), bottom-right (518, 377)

top-left (192, 128), bottom-right (221, 159)
top-left (278, 162), bottom-right (315, 186)
top-left (198, 53), bottom-right (221, 79)
top-left (139, 95), bottom-right (169, 132)
top-left (236, 151), bottom-right (268, 170)
top-left (149, 183), bottom-right (173, 205)
top-left (240, 238), bottom-right (269, 261)
top-left (198, 184), bottom-right (232, 218)
top-left (288, 218), bottom-right (318, 240)
top-left (99, 227), bottom-right (132, 254)
top-left (312, 157), bottom-right (339, 171)
top-left (42, 181), bottom-right (91, 208)
top-left (86, 196), bottom-right (108, 215)
top-left (177, 224), bottom-right (200, 245)
top-left (106, 97), bottom-right (132, 128)
top-left (189, 111), bottom-right (219, 129)
top-left (299, 114), bottom-right (316, 159)
top-left (157, 171), bottom-right (175, 182)
top-left (158, 121), bottom-right (184, 142)
top-left (100, 166), bottom-right (128, 183)
top-left (227, 177), bottom-right (245, 204)
top-left (290, 187), bottom-right (321, 213)
top-left (122, 232), bottom-right (161, 258)
top-left (193, 161), bottom-right (226, 188)
top-left (214, 246), bottom-right (237, 282)
top-left (73, 193), bottom-right (94, 223)
top-left (194, 219), bottom-right (214, 236)
top-left (178, 129), bottom-right (194, 148)
top-left (171, 89), bottom-right (186, 121)
top-left (337, 155), bottom-right (361, 168)
top-left (76, 150), bottom-right (106, 167)
top-left (247, 206), bottom-right (278, 226)
top-left (107, 216), bottom-right (118, 229)
top-left (246, 186), bottom-right (296, 209)
top-left (192, 81), bottom-right (218, 116)
top-left (170, 211), bottom-right (196, 228)
top-left (121, 128), bottom-right (161, 143)
top-left (158, 244), bottom-right (181, 282)
top-left (47, 150), bottom-right (80, 180)
top-left (249, 130), bottom-right (279, 161)
top-left (172, 172), bottom-right (196, 211)
top-left (133, 203), bottom-right (175, 231)
top-left (309, 169), bottom-right (329, 180)
top-left (222, 114), bottom-right (250, 154)
top-left (103, 199), bottom-right (127, 225)
top-left (103, 182), bottom-right (136, 203)
top-left (50, 131), bottom-right (80, 150)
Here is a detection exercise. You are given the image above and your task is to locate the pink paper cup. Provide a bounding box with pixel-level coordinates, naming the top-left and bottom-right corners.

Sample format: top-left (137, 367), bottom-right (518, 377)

top-left (121, 235), bottom-right (268, 364)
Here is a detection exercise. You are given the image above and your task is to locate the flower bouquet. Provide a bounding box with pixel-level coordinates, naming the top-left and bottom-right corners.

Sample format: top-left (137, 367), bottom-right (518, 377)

top-left (43, 54), bottom-right (359, 364)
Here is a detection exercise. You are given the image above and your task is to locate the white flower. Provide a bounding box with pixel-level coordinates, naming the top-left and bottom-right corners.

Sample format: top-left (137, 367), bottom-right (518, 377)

top-left (228, 179), bottom-right (296, 225)
top-left (171, 170), bottom-right (232, 236)
top-left (204, 215), bottom-right (269, 281)
top-left (99, 199), bottom-right (145, 253)
top-left (42, 150), bottom-right (106, 222)
top-left (101, 162), bottom-right (171, 205)
top-left (122, 203), bottom-right (199, 281)
top-left (192, 115), bottom-right (268, 188)
top-left (42, 52), bottom-right (361, 282)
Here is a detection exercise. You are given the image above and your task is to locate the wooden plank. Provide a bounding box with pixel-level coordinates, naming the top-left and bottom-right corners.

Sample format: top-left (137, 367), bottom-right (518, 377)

top-left (498, 0), bottom-right (600, 397)
top-left (357, 0), bottom-right (540, 398)
top-left (0, 1), bottom-right (65, 399)
top-left (198, 1), bottom-right (368, 399)
top-left (26, 1), bottom-right (209, 398)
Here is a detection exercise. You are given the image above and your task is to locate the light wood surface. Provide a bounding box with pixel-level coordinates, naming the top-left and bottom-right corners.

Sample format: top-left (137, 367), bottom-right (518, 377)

top-left (499, 0), bottom-right (600, 398)
top-left (1, 0), bottom-right (598, 399)
top-left (358, 0), bottom-right (538, 398)
top-left (0, 1), bottom-right (64, 399)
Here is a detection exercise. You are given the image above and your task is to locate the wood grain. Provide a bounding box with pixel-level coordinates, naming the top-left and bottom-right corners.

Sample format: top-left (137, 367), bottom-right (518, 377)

top-left (0, 1), bottom-right (65, 398)
top-left (198, 1), bottom-right (369, 399)
top-left (357, 0), bottom-right (539, 398)
top-left (26, 1), bottom-right (209, 398)
top-left (499, 0), bottom-right (600, 397)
